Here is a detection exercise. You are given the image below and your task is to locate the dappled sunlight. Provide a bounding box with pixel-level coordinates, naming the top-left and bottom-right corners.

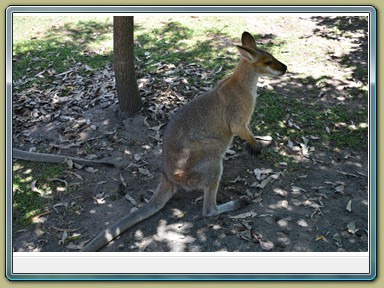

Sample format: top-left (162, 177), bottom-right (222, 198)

top-left (196, 228), bottom-right (208, 242)
top-left (171, 208), bottom-right (186, 218)
top-left (21, 171), bottom-right (33, 182)
top-left (156, 219), bottom-right (193, 238)
top-left (297, 219), bottom-right (309, 228)
top-left (276, 233), bottom-right (291, 247)
top-left (268, 199), bottom-right (293, 211)
top-left (276, 218), bottom-right (289, 228)
top-left (273, 187), bottom-right (288, 197)
top-left (153, 219), bottom-right (195, 252)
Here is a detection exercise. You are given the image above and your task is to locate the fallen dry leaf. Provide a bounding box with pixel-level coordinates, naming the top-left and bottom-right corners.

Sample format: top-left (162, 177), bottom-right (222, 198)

top-left (229, 211), bottom-right (257, 219)
top-left (138, 167), bottom-right (152, 177)
top-left (84, 166), bottom-right (99, 173)
top-left (60, 230), bottom-right (68, 245)
top-left (259, 239), bottom-right (274, 251)
top-left (134, 153), bottom-right (141, 161)
top-left (347, 221), bottom-right (359, 234)
top-left (125, 194), bottom-right (138, 207)
top-left (52, 202), bottom-right (68, 213)
top-left (30, 180), bottom-right (42, 195)
top-left (335, 170), bottom-right (359, 178)
top-left (346, 200), bottom-right (352, 212)
top-left (73, 162), bottom-right (84, 169)
top-left (291, 186), bottom-right (307, 193)
top-left (64, 158), bottom-right (74, 169)
top-left (315, 235), bottom-right (326, 242)
top-left (257, 172), bottom-right (281, 189)
top-left (238, 230), bottom-right (252, 241)
top-left (66, 170), bottom-right (83, 180)
top-left (229, 176), bottom-right (244, 184)
top-left (335, 184), bottom-right (345, 194)
top-left (120, 173), bottom-right (127, 187)
top-left (255, 135), bottom-right (273, 141)
top-left (194, 196), bottom-right (203, 205)
top-left (31, 211), bottom-right (52, 223)
top-left (66, 240), bottom-right (90, 251)
top-left (253, 168), bottom-right (262, 181)
top-left (333, 233), bottom-right (342, 247)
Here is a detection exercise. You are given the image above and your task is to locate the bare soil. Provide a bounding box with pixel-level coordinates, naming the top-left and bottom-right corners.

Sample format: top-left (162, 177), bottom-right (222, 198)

top-left (12, 16), bottom-right (369, 253)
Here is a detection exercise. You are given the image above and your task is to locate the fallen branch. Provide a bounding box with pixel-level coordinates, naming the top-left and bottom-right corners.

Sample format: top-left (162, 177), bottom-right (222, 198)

top-left (13, 148), bottom-right (115, 167)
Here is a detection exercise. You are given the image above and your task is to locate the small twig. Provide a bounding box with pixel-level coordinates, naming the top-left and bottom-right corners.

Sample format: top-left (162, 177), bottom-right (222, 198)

top-left (51, 226), bottom-right (81, 232)
top-left (48, 178), bottom-right (68, 188)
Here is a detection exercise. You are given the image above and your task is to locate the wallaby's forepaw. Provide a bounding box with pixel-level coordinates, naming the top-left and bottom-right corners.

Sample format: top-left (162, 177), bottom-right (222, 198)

top-left (245, 143), bottom-right (261, 157)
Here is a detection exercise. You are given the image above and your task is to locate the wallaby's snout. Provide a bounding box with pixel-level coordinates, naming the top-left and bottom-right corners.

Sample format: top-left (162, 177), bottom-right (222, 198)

top-left (271, 60), bottom-right (287, 76)
top-left (264, 59), bottom-right (287, 77)
top-left (280, 63), bottom-right (288, 75)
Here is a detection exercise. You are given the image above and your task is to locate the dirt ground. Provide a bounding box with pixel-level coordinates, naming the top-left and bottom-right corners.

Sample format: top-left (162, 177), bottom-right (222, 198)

top-left (12, 16), bottom-right (369, 252)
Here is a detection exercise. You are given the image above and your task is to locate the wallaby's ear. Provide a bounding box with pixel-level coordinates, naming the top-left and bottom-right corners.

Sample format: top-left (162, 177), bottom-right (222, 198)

top-left (241, 32), bottom-right (257, 49)
top-left (236, 45), bottom-right (259, 63)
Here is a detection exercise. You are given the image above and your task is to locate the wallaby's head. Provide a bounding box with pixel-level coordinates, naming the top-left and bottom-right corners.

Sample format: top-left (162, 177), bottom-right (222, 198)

top-left (236, 31), bottom-right (287, 77)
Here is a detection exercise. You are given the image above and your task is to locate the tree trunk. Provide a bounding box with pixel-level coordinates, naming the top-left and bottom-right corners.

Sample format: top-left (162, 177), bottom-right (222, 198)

top-left (113, 16), bottom-right (142, 117)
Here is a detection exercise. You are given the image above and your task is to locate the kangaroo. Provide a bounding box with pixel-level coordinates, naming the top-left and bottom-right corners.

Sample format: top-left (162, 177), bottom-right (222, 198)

top-left (81, 31), bottom-right (287, 251)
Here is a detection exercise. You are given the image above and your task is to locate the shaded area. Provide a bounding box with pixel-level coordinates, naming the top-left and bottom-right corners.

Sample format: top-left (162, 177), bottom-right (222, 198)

top-left (135, 21), bottom-right (238, 81)
top-left (13, 19), bottom-right (114, 90)
top-left (311, 16), bottom-right (369, 84)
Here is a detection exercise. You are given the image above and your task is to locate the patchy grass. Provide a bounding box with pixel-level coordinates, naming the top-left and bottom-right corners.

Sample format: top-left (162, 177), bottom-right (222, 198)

top-left (252, 90), bottom-right (368, 152)
top-left (134, 17), bottom-right (251, 81)
top-left (13, 161), bottom-right (67, 229)
top-left (13, 16), bottom-right (113, 92)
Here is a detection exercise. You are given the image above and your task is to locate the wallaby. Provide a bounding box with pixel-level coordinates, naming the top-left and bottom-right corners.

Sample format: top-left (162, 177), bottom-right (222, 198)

top-left (81, 31), bottom-right (287, 251)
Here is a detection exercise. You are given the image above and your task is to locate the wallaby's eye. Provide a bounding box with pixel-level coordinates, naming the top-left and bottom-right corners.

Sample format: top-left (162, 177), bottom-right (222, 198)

top-left (265, 60), bottom-right (273, 65)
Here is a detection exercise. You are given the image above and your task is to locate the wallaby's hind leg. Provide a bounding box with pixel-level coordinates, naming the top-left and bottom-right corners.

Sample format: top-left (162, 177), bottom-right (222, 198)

top-left (203, 180), bottom-right (250, 217)
top-left (201, 162), bottom-right (249, 217)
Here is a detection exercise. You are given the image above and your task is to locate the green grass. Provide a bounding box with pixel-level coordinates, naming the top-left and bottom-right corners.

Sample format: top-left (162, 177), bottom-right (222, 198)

top-left (13, 16), bottom-right (113, 92)
top-left (133, 17), bottom-right (251, 80)
top-left (252, 90), bottom-right (368, 151)
top-left (13, 161), bottom-right (67, 229)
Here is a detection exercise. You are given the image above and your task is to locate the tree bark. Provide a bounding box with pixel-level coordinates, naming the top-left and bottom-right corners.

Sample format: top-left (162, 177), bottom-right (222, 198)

top-left (113, 16), bottom-right (142, 117)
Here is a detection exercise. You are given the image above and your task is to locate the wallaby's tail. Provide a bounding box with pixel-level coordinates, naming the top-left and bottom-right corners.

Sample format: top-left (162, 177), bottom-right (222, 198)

top-left (81, 174), bottom-right (174, 252)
